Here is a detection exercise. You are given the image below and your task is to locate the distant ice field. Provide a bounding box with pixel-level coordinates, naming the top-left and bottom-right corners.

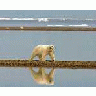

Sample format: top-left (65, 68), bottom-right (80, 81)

top-left (0, 17), bottom-right (95, 27)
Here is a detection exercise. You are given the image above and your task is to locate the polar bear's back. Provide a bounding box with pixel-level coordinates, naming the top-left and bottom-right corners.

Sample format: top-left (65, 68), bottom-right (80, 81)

top-left (35, 45), bottom-right (49, 49)
top-left (32, 45), bottom-right (48, 53)
top-left (37, 45), bottom-right (51, 47)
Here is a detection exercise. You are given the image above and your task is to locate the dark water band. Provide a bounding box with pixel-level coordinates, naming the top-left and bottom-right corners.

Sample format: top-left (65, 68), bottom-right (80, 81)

top-left (0, 27), bottom-right (96, 31)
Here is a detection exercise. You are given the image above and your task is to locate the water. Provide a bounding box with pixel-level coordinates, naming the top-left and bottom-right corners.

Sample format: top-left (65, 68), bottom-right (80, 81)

top-left (0, 18), bottom-right (96, 27)
top-left (0, 67), bottom-right (96, 87)
top-left (0, 31), bottom-right (96, 61)
top-left (0, 10), bottom-right (96, 27)
top-left (0, 30), bottom-right (96, 87)
top-left (0, 10), bottom-right (96, 87)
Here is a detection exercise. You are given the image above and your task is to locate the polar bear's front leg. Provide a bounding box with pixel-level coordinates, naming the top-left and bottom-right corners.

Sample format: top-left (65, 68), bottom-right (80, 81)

top-left (49, 52), bottom-right (55, 61)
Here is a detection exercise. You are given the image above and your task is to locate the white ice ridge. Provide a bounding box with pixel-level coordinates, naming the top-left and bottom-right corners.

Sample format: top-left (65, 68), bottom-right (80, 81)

top-left (47, 25), bottom-right (65, 27)
top-left (0, 18), bottom-right (11, 20)
top-left (0, 18), bottom-right (95, 21)
top-left (69, 24), bottom-right (89, 27)
top-left (38, 18), bottom-right (49, 22)
top-left (0, 18), bottom-right (37, 20)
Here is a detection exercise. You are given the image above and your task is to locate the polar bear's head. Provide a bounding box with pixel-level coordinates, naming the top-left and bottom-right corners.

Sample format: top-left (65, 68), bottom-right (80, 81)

top-left (48, 45), bottom-right (55, 52)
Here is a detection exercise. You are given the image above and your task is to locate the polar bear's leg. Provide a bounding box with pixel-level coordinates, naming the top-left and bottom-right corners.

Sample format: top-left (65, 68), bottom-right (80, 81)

top-left (38, 55), bottom-right (45, 61)
top-left (38, 54), bottom-right (42, 61)
top-left (49, 52), bottom-right (55, 61)
top-left (29, 53), bottom-right (36, 61)
top-left (42, 52), bottom-right (46, 61)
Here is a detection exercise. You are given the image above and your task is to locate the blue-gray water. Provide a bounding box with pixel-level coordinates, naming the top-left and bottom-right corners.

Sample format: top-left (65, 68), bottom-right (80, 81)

top-left (0, 31), bottom-right (96, 61)
top-left (0, 10), bottom-right (96, 27)
top-left (0, 67), bottom-right (96, 87)
top-left (0, 31), bottom-right (96, 87)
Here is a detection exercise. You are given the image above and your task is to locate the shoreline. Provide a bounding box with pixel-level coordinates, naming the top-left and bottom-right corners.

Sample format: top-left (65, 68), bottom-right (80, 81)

top-left (0, 26), bottom-right (96, 31)
top-left (0, 60), bottom-right (96, 68)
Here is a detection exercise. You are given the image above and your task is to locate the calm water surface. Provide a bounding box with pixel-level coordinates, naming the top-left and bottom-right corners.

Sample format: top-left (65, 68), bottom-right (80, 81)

top-left (0, 31), bottom-right (96, 87)
top-left (0, 31), bottom-right (96, 60)
top-left (0, 67), bottom-right (96, 87)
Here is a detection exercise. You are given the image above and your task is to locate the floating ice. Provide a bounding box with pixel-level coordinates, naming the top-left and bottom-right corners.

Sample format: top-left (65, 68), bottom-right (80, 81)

top-left (69, 24), bottom-right (89, 27)
top-left (38, 18), bottom-right (49, 22)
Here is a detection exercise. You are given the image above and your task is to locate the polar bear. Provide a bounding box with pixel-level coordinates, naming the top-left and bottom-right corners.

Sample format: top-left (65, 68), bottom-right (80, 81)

top-left (29, 45), bottom-right (55, 61)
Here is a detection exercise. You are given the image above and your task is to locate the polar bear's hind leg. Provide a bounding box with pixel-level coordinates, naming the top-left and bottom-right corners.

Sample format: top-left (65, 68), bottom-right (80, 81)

top-left (29, 53), bottom-right (36, 61)
top-left (38, 54), bottom-right (42, 61)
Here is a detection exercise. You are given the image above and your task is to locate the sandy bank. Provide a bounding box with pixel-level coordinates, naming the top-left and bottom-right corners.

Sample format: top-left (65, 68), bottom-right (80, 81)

top-left (0, 60), bottom-right (96, 68)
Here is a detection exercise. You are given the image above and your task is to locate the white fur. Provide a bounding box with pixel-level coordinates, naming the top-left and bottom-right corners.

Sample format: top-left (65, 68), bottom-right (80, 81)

top-left (29, 45), bottom-right (55, 61)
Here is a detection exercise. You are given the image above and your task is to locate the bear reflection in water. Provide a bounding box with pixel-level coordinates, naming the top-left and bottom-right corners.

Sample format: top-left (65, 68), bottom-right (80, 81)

top-left (29, 67), bottom-right (55, 85)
